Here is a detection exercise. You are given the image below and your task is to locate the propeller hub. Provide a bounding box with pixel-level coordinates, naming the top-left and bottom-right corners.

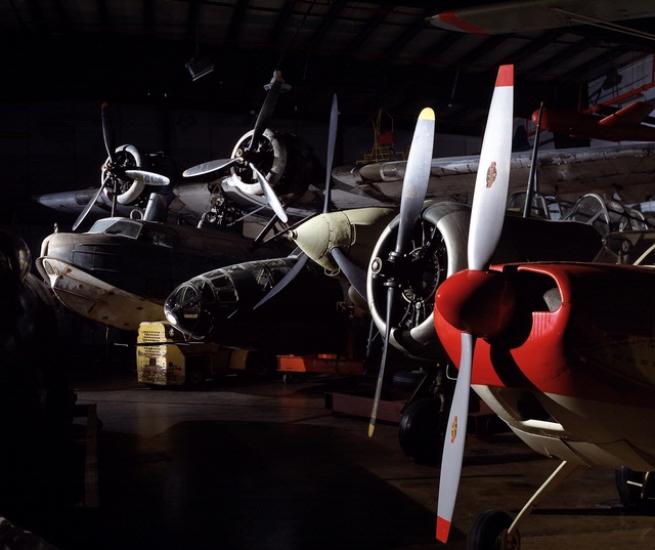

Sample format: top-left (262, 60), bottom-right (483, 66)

top-left (435, 269), bottom-right (516, 339)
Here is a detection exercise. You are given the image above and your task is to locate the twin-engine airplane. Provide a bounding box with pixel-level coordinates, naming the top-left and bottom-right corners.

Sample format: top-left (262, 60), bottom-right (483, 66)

top-left (430, 64), bottom-right (655, 548)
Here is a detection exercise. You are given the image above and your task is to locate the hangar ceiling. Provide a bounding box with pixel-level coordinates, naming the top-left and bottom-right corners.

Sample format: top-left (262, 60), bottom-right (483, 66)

top-left (1, 0), bottom-right (654, 134)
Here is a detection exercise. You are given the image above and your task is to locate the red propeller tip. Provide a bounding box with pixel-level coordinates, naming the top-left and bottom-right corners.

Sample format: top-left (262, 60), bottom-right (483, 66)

top-left (436, 516), bottom-right (451, 543)
top-left (495, 64), bottom-right (514, 88)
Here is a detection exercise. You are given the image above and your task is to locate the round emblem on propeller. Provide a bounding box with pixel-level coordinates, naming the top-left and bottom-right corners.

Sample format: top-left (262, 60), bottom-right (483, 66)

top-left (450, 415), bottom-right (458, 443)
top-left (485, 161), bottom-right (497, 188)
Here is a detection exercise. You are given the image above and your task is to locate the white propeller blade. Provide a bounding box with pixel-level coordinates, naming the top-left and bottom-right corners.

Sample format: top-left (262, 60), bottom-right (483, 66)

top-left (436, 333), bottom-right (473, 543)
top-left (435, 64), bottom-right (514, 544)
top-left (183, 158), bottom-right (238, 178)
top-left (467, 64), bottom-right (514, 271)
top-left (249, 162), bottom-right (288, 224)
top-left (125, 170), bottom-right (170, 187)
top-left (368, 107), bottom-right (435, 438)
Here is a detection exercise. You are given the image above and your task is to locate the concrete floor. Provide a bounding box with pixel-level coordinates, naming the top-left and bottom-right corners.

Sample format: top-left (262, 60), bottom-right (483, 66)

top-left (61, 375), bottom-right (655, 549)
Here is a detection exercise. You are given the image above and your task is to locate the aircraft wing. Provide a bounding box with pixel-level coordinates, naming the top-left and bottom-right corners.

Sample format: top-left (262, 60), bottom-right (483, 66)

top-left (333, 143), bottom-right (655, 204)
top-left (428, 0), bottom-right (655, 34)
top-left (598, 101), bottom-right (655, 127)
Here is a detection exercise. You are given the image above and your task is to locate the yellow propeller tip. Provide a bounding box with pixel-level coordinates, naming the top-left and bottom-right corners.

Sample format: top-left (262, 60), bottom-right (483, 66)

top-left (368, 424), bottom-right (375, 438)
top-left (419, 107), bottom-right (435, 121)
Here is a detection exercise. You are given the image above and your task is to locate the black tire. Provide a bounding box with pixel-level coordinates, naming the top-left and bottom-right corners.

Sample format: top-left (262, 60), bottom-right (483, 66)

top-left (398, 397), bottom-right (442, 465)
top-left (616, 466), bottom-right (648, 509)
top-left (467, 510), bottom-right (516, 550)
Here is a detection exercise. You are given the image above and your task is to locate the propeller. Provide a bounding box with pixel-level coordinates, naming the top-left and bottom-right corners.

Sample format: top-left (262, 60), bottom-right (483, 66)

top-left (249, 162), bottom-right (288, 224)
top-left (182, 70), bottom-right (290, 222)
top-left (73, 103), bottom-right (170, 231)
top-left (248, 70), bottom-right (287, 153)
top-left (368, 107), bottom-right (435, 438)
top-left (434, 64), bottom-right (514, 544)
top-left (253, 94), bottom-right (339, 310)
top-left (182, 158), bottom-right (238, 179)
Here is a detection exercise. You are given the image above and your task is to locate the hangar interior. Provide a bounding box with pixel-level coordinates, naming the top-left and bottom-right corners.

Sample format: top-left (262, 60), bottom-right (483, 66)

top-left (2, 1), bottom-right (655, 549)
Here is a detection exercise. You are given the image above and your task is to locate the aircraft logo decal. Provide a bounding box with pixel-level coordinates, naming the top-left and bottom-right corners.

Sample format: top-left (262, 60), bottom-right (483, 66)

top-left (486, 161), bottom-right (497, 188)
top-left (450, 415), bottom-right (458, 443)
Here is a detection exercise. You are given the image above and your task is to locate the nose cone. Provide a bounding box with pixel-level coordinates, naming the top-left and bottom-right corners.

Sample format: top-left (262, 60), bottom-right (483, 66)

top-left (435, 269), bottom-right (516, 339)
top-left (293, 211), bottom-right (350, 273)
top-left (164, 279), bottom-right (215, 338)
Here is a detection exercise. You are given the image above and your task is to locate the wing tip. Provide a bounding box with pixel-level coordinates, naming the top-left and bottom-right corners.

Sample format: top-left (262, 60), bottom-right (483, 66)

top-left (419, 107), bottom-right (436, 121)
top-left (436, 516), bottom-right (451, 543)
top-left (495, 65), bottom-right (514, 88)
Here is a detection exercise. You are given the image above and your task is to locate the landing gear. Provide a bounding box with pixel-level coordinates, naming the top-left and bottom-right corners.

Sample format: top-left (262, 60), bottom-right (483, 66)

top-left (615, 466), bottom-right (655, 509)
top-left (399, 397), bottom-right (443, 465)
top-left (398, 370), bottom-right (448, 464)
top-left (467, 510), bottom-right (517, 550)
top-left (466, 461), bottom-right (579, 550)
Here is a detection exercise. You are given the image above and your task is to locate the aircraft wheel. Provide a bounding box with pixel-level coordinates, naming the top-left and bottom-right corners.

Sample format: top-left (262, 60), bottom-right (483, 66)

top-left (467, 510), bottom-right (518, 550)
top-left (616, 466), bottom-right (654, 509)
top-left (398, 397), bottom-right (442, 465)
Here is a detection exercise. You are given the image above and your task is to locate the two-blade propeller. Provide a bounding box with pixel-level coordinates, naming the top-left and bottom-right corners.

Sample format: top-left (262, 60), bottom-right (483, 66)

top-left (182, 70), bottom-right (289, 224)
top-left (367, 107), bottom-right (435, 438)
top-left (435, 64), bottom-right (514, 544)
top-left (73, 103), bottom-right (170, 231)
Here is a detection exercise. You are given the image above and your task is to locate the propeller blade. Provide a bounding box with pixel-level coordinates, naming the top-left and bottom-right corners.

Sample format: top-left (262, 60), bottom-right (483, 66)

top-left (183, 158), bottom-right (238, 179)
top-left (249, 162), bottom-right (288, 224)
top-left (436, 332), bottom-right (473, 543)
top-left (72, 177), bottom-right (109, 231)
top-left (101, 102), bottom-right (116, 162)
top-left (330, 246), bottom-right (366, 300)
top-left (248, 70), bottom-right (285, 153)
top-left (395, 107), bottom-right (435, 255)
top-left (253, 254), bottom-right (309, 310)
top-left (125, 170), bottom-right (170, 187)
top-left (323, 94), bottom-right (339, 214)
top-left (435, 65), bottom-right (515, 544)
top-left (368, 285), bottom-right (394, 438)
top-left (467, 64), bottom-right (514, 270)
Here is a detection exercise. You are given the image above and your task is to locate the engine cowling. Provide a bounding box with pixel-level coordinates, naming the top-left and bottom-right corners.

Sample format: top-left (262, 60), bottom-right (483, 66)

top-left (367, 201), bottom-right (604, 360)
top-left (223, 130), bottom-right (322, 206)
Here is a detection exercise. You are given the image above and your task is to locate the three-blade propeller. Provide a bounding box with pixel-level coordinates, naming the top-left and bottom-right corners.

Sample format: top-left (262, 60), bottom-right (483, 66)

top-left (73, 103), bottom-right (170, 231)
top-left (368, 107), bottom-right (435, 438)
top-left (253, 94), bottom-right (339, 310)
top-left (182, 70), bottom-right (289, 223)
top-left (435, 64), bottom-right (514, 544)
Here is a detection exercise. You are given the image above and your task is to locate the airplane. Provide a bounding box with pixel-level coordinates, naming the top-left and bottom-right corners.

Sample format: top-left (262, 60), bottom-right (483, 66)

top-left (35, 71), bottom-right (315, 332)
top-left (428, 0), bottom-right (655, 40)
top-left (423, 64), bottom-right (655, 548)
top-left (535, 83), bottom-right (655, 143)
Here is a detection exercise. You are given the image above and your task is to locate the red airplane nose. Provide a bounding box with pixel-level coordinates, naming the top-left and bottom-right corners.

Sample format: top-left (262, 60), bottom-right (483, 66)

top-left (435, 269), bottom-right (516, 339)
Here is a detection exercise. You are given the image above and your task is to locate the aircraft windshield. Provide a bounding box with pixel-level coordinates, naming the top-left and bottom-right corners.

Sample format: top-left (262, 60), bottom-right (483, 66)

top-left (87, 218), bottom-right (143, 239)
